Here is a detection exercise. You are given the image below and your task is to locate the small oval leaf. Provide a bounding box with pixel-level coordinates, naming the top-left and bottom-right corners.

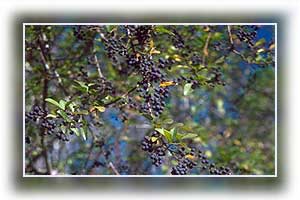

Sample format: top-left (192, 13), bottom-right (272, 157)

top-left (181, 133), bottom-right (198, 140)
top-left (94, 106), bottom-right (106, 112)
top-left (183, 83), bottom-right (193, 96)
top-left (45, 98), bottom-right (64, 110)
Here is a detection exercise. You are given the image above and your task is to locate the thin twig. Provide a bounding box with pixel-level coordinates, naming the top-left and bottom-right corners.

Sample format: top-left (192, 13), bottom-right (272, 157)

top-left (35, 33), bottom-right (53, 175)
top-left (104, 85), bottom-right (138, 107)
top-left (94, 54), bottom-right (104, 78)
top-left (202, 32), bottom-right (212, 66)
top-left (108, 162), bottom-right (120, 175)
top-left (37, 34), bottom-right (68, 96)
top-left (226, 25), bottom-right (251, 63)
top-left (227, 25), bottom-right (234, 45)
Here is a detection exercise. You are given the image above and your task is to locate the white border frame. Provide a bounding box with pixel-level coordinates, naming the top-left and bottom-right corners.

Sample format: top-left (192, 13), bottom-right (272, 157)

top-left (23, 23), bottom-right (277, 177)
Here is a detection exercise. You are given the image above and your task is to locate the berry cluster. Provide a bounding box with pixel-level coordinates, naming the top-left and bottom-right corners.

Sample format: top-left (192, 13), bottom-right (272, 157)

top-left (73, 25), bottom-right (97, 41)
top-left (90, 77), bottom-right (115, 97)
top-left (191, 54), bottom-right (202, 66)
top-left (171, 147), bottom-right (197, 175)
top-left (157, 57), bottom-right (176, 70)
top-left (125, 25), bottom-right (153, 46)
top-left (170, 29), bottom-right (185, 49)
top-left (138, 86), bottom-right (169, 117)
top-left (25, 105), bottom-right (72, 142)
top-left (141, 131), bottom-right (168, 166)
top-left (55, 130), bottom-right (70, 142)
top-left (127, 54), bottom-right (171, 117)
top-left (25, 105), bottom-right (45, 121)
top-left (141, 130), bottom-right (233, 175)
top-left (103, 34), bottom-right (128, 60)
top-left (236, 25), bottom-right (259, 48)
top-left (26, 105), bottom-right (56, 135)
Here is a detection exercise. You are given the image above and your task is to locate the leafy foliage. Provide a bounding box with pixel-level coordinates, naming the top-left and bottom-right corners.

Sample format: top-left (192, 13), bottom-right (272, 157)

top-left (25, 24), bottom-right (275, 175)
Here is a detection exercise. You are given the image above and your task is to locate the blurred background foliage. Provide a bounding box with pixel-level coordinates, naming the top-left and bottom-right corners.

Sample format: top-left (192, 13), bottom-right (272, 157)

top-left (25, 24), bottom-right (275, 175)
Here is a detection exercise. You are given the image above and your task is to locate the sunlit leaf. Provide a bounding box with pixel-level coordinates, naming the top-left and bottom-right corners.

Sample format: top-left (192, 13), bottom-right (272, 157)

top-left (155, 26), bottom-right (175, 36)
top-left (74, 80), bottom-right (89, 93)
top-left (181, 133), bottom-right (198, 140)
top-left (68, 102), bottom-right (76, 112)
top-left (74, 110), bottom-right (89, 115)
top-left (185, 154), bottom-right (196, 160)
top-left (183, 83), bottom-right (193, 96)
top-left (155, 128), bottom-right (173, 143)
top-left (80, 127), bottom-right (86, 140)
top-left (70, 127), bottom-right (80, 137)
top-left (45, 98), bottom-right (64, 110)
top-left (254, 38), bottom-right (266, 47)
top-left (160, 81), bottom-right (177, 87)
top-left (215, 56), bottom-right (225, 64)
top-left (94, 106), bottom-right (106, 112)
top-left (57, 110), bottom-right (71, 122)
top-left (59, 100), bottom-right (66, 110)
top-left (46, 114), bottom-right (57, 118)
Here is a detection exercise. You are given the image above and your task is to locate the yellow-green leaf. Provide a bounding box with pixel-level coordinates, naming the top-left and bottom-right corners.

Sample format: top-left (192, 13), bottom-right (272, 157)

top-left (181, 133), bottom-right (198, 140)
top-left (45, 98), bottom-right (64, 110)
top-left (183, 83), bottom-right (193, 96)
top-left (94, 106), bottom-right (106, 112)
top-left (46, 114), bottom-right (57, 118)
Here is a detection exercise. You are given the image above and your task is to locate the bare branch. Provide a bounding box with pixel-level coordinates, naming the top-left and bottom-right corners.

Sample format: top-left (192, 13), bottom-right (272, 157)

top-left (227, 25), bottom-right (234, 44)
top-left (37, 34), bottom-right (69, 96)
top-left (202, 32), bottom-right (212, 66)
top-left (108, 162), bottom-right (120, 175)
top-left (94, 54), bottom-right (104, 78)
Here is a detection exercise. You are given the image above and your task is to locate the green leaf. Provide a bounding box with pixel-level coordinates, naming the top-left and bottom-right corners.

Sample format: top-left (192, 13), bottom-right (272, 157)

top-left (46, 114), bottom-right (57, 118)
top-left (155, 128), bottom-right (165, 135)
top-left (172, 123), bottom-right (184, 128)
top-left (155, 26), bottom-right (175, 36)
top-left (215, 56), bottom-right (225, 64)
top-left (45, 98), bottom-right (64, 110)
top-left (163, 118), bottom-right (174, 124)
top-left (73, 85), bottom-right (87, 93)
top-left (164, 130), bottom-right (173, 143)
top-left (170, 128), bottom-right (177, 140)
top-left (70, 127), bottom-right (80, 137)
top-left (94, 106), bottom-right (106, 112)
top-left (74, 80), bottom-right (89, 93)
top-left (254, 38), bottom-right (266, 47)
top-left (175, 133), bottom-right (184, 141)
top-left (59, 100), bottom-right (66, 110)
top-left (181, 133), bottom-right (198, 140)
top-left (183, 83), bottom-right (193, 96)
top-left (155, 128), bottom-right (173, 143)
top-left (57, 110), bottom-right (71, 122)
top-left (68, 102), bottom-right (76, 112)
top-left (142, 113), bottom-right (153, 121)
top-left (170, 128), bottom-right (176, 137)
top-left (74, 110), bottom-right (89, 115)
top-left (101, 95), bottom-right (115, 104)
top-left (80, 127), bottom-right (86, 140)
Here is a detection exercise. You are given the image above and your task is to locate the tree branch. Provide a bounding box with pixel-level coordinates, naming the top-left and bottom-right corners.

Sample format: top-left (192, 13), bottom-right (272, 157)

top-left (104, 85), bottom-right (138, 107)
top-left (37, 44), bottom-right (52, 174)
top-left (37, 34), bottom-right (69, 96)
top-left (108, 162), bottom-right (120, 175)
top-left (94, 54), bottom-right (104, 78)
top-left (227, 25), bottom-right (234, 45)
top-left (202, 32), bottom-right (212, 66)
top-left (226, 25), bottom-right (273, 67)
